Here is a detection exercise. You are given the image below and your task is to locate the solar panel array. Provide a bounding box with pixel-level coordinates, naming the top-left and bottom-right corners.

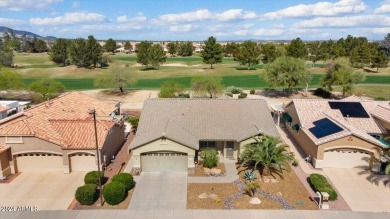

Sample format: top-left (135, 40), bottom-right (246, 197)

top-left (309, 118), bottom-right (343, 139)
top-left (329, 102), bottom-right (370, 118)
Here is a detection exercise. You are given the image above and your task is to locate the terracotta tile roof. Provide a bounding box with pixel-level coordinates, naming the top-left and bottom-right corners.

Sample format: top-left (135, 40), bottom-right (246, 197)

top-left (0, 91), bottom-right (119, 149)
top-left (287, 98), bottom-right (390, 148)
top-left (0, 144), bottom-right (10, 153)
top-left (0, 105), bottom-right (9, 112)
top-left (371, 105), bottom-right (390, 123)
top-left (130, 99), bottom-right (278, 149)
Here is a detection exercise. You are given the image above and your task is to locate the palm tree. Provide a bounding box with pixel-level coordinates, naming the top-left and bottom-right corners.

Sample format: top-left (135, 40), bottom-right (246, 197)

top-left (240, 135), bottom-right (294, 176)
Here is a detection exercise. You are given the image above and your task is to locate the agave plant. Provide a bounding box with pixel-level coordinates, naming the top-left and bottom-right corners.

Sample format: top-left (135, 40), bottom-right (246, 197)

top-left (244, 171), bottom-right (257, 181)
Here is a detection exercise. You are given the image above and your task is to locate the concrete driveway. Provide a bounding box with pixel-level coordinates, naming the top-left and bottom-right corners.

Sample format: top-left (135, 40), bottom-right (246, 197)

top-left (324, 168), bottom-right (390, 212)
top-left (128, 172), bottom-right (187, 210)
top-left (0, 171), bottom-right (85, 210)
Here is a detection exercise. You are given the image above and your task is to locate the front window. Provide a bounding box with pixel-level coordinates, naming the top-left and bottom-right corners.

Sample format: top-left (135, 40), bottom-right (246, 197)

top-left (199, 141), bottom-right (216, 149)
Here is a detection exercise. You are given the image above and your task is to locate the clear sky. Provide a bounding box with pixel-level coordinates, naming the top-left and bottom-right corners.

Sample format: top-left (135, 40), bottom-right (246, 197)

top-left (0, 0), bottom-right (389, 41)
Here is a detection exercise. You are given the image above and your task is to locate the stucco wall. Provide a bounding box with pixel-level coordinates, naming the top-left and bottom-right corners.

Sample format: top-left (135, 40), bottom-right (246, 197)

top-left (100, 123), bottom-right (125, 165)
top-left (0, 150), bottom-right (11, 178)
top-left (132, 138), bottom-right (195, 169)
top-left (0, 136), bottom-right (62, 155)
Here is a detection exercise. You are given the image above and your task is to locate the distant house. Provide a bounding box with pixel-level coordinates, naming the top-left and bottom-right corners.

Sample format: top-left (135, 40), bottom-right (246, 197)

top-left (0, 92), bottom-right (125, 178)
top-left (0, 100), bottom-right (30, 119)
top-left (129, 98), bottom-right (278, 172)
top-left (284, 96), bottom-right (390, 170)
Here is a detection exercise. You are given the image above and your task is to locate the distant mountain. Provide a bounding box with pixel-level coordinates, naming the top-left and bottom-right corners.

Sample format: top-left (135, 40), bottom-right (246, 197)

top-left (0, 26), bottom-right (43, 38)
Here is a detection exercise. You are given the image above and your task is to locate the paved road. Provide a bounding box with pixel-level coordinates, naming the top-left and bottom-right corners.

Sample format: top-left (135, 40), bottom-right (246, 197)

top-left (128, 172), bottom-right (187, 210)
top-left (2, 210), bottom-right (390, 219)
top-left (0, 171), bottom-right (85, 210)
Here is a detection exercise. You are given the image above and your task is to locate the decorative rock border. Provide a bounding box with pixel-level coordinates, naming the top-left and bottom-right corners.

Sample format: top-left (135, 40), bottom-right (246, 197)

top-left (223, 179), bottom-right (295, 210)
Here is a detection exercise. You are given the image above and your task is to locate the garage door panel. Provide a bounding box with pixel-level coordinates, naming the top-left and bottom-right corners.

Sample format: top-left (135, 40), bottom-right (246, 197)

top-left (141, 153), bottom-right (187, 172)
top-left (322, 150), bottom-right (370, 168)
top-left (16, 154), bottom-right (63, 172)
top-left (70, 154), bottom-right (96, 172)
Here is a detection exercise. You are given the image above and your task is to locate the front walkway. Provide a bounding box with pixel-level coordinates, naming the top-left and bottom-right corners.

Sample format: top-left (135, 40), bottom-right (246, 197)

top-left (128, 172), bottom-right (187, 210)
top-left (187, 158), bottom-right (239, 183)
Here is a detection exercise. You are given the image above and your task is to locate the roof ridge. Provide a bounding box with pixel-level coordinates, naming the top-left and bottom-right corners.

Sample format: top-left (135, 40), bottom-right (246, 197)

top-left (147, 98), bottom-right (267, 101)
top-left (22, 91), bottom-right (81, 113)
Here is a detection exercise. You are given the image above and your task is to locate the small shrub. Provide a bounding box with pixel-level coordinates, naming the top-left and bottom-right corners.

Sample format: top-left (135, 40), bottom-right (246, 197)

top-left (225, 92), bottom-right (233, 97)
top-left (244, 171), bottom-right (257, 181)
top-left (84, 171), bottom-right (104, 185)
top-left (177, 93), bottom-right (190, 98)
top-left (245, 181), bottom-right (260, 197)
top-left (231, 88), bottom-right (239, 94)
top-left (75, 184), bottom-right (98, 205)
top-left (375, 97), bottom-right (387, 101)
top-left (250, 90), bottom-right (255, 94)
top-left (225, 86), bottom-right (235, 93)
top-left (214, 197), bottom-right (222, 203)
top-left (103, 181), bottom-right (127, 205)
top-left (112, 173), bottom-right (134, 191)
top-left (292, 159), bottom-right (299, 167)
top-left (200, 149), bottom-right (219, 168)
top-left (313, 88), bottom-right (331, 98)
top-left (238, 93), bottom-right (248, 99)
top-left (309, 173), bottom-right (338, 201)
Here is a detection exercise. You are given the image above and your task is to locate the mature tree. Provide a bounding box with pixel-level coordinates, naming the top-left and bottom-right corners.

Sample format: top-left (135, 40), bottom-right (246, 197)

top-left (264, 56), bottom-right (310, 96)
top-left (32, 37), bottom-right (48, 53)
top-left (349, 42), bottom-right (376, 68)
top-left (158, 81), bottom-right (185, 98)
top-left (322, 58), bottom-right (364, 97)
top-left (240, 135), bottom-right (294, 176)
top-left (371, 50), bottom-right (389, 72)
top-left (69, 38), bottom-right (88, 67)
top-left (223, 42), bottom-right (238, 57)
top-left (191, 75), bottom-right (223, 98)
top-left (49, 38), bottom-right (70, 66)
top-left (104, 38), bottom-right (117, 53)
top-left (29, 79), bottom-right (65, 98)
top-left (0, 45), bottom-right (13, 67)
top-left (94, 67), bottom-right (136, 93)
top-left (233, 40), bottom-right (261, 70)
top-left (86, 35), bottom-right (103, 67)
top-left (379, 33), bottom-right (390, 58)
top-left (260, 43), bottom-right (279, 64)
top-left (307, 41), bottom-right (322, 64)
top-left (124, 41), bottom-right (133, 53)
top-left (136, 41), bottom-right (152, 68)
top-left (149, 44), bottom-right (166, 69)
top-left (286, 37), bottom-right (307, 59)
top-left (167, 42), bottom-right (177, 56)
top-left (200, 36), bottom-right (223, 69)
top-left (178, 41), bottom-right (194, 56)
top-left (0, 68), bottom-right (24, 90)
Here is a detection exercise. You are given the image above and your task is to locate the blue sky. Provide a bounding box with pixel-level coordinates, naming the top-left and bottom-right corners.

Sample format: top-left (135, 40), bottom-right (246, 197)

top-left (0, 0), bottom-right (389, 41)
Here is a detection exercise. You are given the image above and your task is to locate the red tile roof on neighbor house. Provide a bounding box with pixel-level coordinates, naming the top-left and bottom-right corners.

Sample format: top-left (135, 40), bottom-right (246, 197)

top-left (0, 91), bottom-right (118, 149)
top-left (286, 97), bottom-right (390, 147)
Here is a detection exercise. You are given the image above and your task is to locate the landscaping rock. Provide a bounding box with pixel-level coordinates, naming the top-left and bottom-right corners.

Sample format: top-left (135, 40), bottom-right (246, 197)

top-left (197, 192), bottom-right (208, 199)
top-left (270, 179), bottom-right (279, 183)
top-left (263, 178), bottom-right (270, 183)
top-left (276, 192), bottom-right (282, 197)
top-left (211, 168), bottom-right (221, 175)
top-left (204, 168), bottom-right (211, 175)
top-left (250, 197), bottom-right (261, 205)
top-left (208, 193), bottom-right (218, 199)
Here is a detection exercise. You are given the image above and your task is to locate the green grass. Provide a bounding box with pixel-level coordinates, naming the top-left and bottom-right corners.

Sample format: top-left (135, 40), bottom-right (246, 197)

top-left (361, 76), bottom-right (390, 84)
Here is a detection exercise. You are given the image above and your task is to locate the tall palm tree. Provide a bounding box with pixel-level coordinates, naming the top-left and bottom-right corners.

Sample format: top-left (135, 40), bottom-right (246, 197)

top-left (240, 135), bottom-right (294, 176)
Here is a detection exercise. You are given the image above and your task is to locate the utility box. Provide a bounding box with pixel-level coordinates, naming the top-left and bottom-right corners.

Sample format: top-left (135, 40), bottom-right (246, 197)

top-left (321, 192), bottom-right (330, 210)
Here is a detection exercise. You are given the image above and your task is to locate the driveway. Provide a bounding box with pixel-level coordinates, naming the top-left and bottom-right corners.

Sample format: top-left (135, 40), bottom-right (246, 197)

top-left (324, 168), bottom-right (390, 212)
top-left (0, 171), bottom-right (85, 210)
top-left (128, 172), bottom-right (187, 210)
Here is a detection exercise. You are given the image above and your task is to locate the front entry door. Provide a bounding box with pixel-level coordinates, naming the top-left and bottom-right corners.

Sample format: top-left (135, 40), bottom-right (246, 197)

top-left (225, 142), bottom-right (234, 158)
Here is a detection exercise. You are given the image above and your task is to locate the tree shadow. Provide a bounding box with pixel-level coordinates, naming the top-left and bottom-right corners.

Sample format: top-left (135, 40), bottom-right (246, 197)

top-left (139, 67), bottom-right (158, 71)
top-left (356, 157), bottom-right (389, 187)
top-left (363, 68), bottom-right (378, 73)
top-left (257, 89), bottom-right (290, 98)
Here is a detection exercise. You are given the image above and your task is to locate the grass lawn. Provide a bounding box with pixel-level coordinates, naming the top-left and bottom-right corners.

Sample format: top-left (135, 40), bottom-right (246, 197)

top-left (334, 85), bottom-right (390, 100)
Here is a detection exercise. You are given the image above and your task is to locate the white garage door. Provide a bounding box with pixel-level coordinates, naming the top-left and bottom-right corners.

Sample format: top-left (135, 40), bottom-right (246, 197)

top-left (16, 153), bottom-right (63, 172)
top-left (141, 153), bottom-right (187, 172)
top-left (70, 154), bottom-right (96, 172)
top-left (322, 150), bottom-right (370, 168)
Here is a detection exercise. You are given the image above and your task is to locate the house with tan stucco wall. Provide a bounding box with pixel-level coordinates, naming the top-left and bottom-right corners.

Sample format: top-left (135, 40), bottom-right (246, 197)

top-left (283, 96), bottom-right (390, 170)
top-left (0, 91), bottom-right (125, 178)
top-left (129, 98), bottom-right (279, 172)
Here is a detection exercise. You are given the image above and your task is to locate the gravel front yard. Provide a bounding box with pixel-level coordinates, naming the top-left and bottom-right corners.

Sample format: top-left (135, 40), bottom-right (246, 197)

top-left (188, 162), bottom-right (226, 177)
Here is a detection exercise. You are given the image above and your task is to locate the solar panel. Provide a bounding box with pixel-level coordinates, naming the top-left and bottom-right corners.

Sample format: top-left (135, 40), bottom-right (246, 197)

top-left (309, 118), bottom-right (343, 139)
top-left (329, 102), bottom-right (369, 118)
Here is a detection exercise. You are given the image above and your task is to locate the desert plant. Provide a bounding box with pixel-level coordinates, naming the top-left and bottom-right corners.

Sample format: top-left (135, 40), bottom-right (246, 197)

top-left (75, 184), bottom-right (98, 205)
top-left (200, 148), bottom-right (219, 168)
top-left (103, 181), bottom-right (127, 205)
top-left (245, 181), bottom-right (260, 197)
top-left (112, 173), bottom-right (134, 191)
top-left (292, 159), bottom-right (299, 167)
top-left (244, 171), bottom-right (257, 181)
top-left (225, 92), bottom-right (233, 97)
top-left (214, 197), bottom-right (222, 203)
top-left (250, 89), bottom-right (255, 94)
top-left (238, 93), bottom-right (248, 99)
top-left (309, 173), bottom-right (338, 201)
top-left (84, 171), bottom-right (104, 185)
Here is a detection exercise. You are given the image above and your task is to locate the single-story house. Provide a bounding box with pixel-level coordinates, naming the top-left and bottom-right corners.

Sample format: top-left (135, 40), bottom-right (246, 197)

top-left (0, 91), bottom-right (125, 178)
top-left (129, 98), bottom-right (279, 172)
top-left (283, 96), bottom-right (390, 170)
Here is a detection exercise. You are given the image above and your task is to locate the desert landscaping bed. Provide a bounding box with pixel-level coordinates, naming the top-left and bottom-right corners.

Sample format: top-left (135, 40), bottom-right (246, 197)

top-left (187, 183), bottom-right (238, 209)
top-left (188, 162), bottom-right (226, 177)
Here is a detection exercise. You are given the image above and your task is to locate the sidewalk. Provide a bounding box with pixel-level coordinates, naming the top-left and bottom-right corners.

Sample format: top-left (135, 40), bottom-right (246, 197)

top-left (187, 158), bottom-right (239, 183)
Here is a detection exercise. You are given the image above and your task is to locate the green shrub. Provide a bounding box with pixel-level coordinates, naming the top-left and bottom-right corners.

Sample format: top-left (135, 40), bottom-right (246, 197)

top-left (250, 90), bottom-right (255, 94)
top-left (103, 181), bottom-right (127, 205)
top-left (177, 93), bottom-right (190, 98)
top-left (238, 93), bottom-right (248, 99)
top-left (225, 92), bottom-right (233, 97)
top-left (200, 149), bottom-right (219, 168)
top-left (309, 173), bottom-right (338, 201)
top-left (313, 88), bottom-right (331, 98)
top-left (75, 184), bottom-right (98, 205)
top-left (374, 97), bottom-right (387, 101)
top-left (128, 116), bottom-right (140, 127)
top-left (112, 173), bottom-right (134, 191)
top-left (84, 171), bottom-right (105, 185)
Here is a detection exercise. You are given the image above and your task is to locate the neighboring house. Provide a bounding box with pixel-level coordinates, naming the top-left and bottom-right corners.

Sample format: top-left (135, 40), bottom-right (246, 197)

top-left (283, 96), bottom-right (390, 170)
top-left (129, 98), bottom-right (278, 172)
top-left (0, 105), bottom-right (9, 120)
top-left (0, 100), bottom-right (30, 119)
top-left (0, 91), bottom-right (125, 178)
